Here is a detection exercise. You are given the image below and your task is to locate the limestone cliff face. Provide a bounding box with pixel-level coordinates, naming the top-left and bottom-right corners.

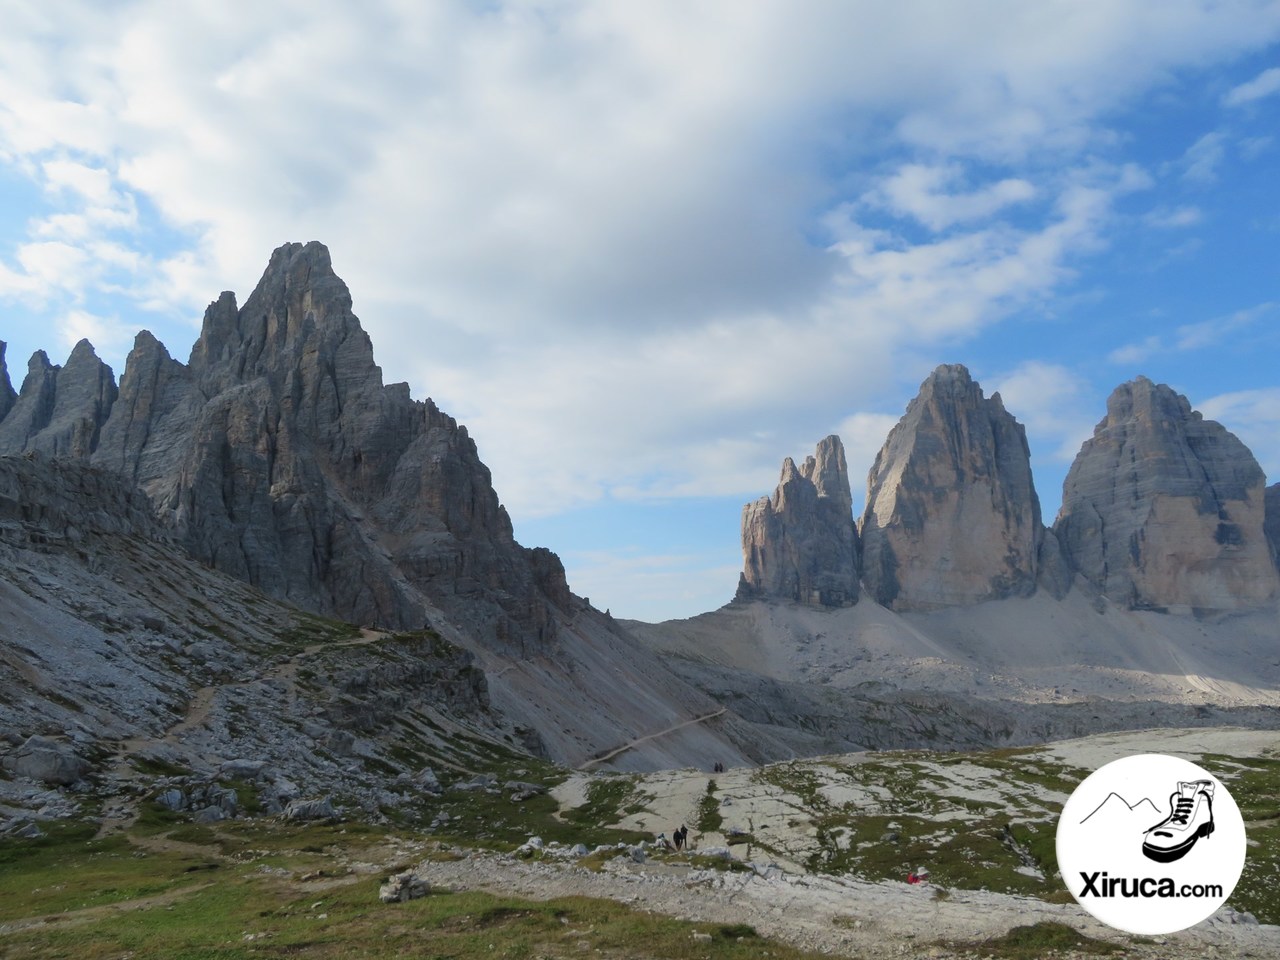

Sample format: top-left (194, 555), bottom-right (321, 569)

top-left (860, 364), bottom-right (1042, 610)
top-left (167, 243), bottom-right (568, 648)
top-left (0, 341), bottom-right (116, 458)
top-left (12, 241), bottom-right (569, 651)
top-left (0, 342), bottom-right (16, 424)
top-left (737, 435), bottom-right (859, 607)
top-left (1054, 377), bottom-right (1277, 611)
top-left (1267, 484), bottom-right (1280, 570)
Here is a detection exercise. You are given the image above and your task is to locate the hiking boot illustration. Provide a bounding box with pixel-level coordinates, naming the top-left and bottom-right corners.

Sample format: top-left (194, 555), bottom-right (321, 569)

top-left (1142, 780), bottom-right (1215, 863)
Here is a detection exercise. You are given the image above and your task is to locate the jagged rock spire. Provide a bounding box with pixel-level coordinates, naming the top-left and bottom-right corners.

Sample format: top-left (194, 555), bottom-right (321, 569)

top-left (0, 341), bottom-right (16, 423)
top-left (1055, 376), bottom-right (1277, 610)
top-left (738, 434), bottom-right (859, 607)
top-left (0, 341), bottom-right (116, 458)
top-left (860, 364), bottom-right (1042, 610)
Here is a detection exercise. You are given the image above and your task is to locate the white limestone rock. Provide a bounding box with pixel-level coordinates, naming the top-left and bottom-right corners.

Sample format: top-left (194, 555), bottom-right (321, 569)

top-left (737, 435), bottom-right (859, 607)
top-left (860, 364), bottom-right (1043, 610)
top-left (1054, 377), bottom-right (1278, 611)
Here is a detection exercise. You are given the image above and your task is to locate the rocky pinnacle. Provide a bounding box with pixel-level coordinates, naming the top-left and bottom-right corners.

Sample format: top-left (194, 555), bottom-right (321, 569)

top-left (860, 364), bottom-right (1043, 610)
top-left (737, 434), bottom-right (859, 607)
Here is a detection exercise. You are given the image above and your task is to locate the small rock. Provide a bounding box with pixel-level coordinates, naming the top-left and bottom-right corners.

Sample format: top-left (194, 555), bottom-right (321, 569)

top-left (156, 788), bottom-right (187, 812)
top-left (413, 767), bottom-right (442, 794)
top-left (220, 759), bottom-right (268, 780)
top-left (379, 871), bottom-right (428, 903)
top-left (284, 797), bottom-right (336, 821)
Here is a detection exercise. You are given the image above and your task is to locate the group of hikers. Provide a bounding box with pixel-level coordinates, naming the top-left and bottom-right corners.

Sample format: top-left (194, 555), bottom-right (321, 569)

top-left (657, 824), bottom-right (690, 851)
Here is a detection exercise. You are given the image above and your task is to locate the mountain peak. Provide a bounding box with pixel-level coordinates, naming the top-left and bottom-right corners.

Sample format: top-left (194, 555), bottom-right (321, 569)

top-left (738, 435), bottom-right (859, 608)
top-left (860, 364), bottom-right (1042, 610)
top-left (1056, 378), bottom-right (1276, 610)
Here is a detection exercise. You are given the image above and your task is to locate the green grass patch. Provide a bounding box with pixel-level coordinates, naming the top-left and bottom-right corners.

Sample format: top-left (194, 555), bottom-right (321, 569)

top-left (1, 844), bottom-right (829, 960)
top-left (129, 755), bottom-right (189, 778)
top-left (430, 776), bottom-right (650, 852)
top-left (697, 778), bottom-right (723, 834)
top-left (956, 920), bottom-right (1121, 958)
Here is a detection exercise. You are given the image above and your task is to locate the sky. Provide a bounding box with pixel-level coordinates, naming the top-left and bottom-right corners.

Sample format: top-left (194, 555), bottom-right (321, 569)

top-left (1, 1), bottom-right (1278, 622)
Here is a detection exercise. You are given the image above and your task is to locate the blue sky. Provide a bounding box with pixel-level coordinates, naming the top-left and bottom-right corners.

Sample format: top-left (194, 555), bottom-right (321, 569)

top-left (2, 2), bottom-right (1278, 621)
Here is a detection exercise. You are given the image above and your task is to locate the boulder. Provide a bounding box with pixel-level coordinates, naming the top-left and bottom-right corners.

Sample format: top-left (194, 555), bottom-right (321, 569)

top-left (1, 736), bottom-right (89, 785)
top-left (379, 871), bottom-right (428, 903)
top-left (219, 759), bottom-right (269, 780)
top-left (413, 767), bottom-right (442, 795)
top-left (283, 797), bottom-right (336, 821)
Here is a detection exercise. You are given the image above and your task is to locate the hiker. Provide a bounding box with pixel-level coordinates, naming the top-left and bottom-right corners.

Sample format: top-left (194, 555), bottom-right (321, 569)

top-left (907, 866), bottom-right (930, 884)
top-left (672, 824), bottom-right (683, 850)
top-left (678, 824), bottom-right (688, 850)
top-left (656, 831), bottom-right (672, 850)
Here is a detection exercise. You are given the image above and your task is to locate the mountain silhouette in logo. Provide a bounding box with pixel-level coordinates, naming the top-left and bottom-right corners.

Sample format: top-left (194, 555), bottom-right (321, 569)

top-left (1080, 792), bottom-right (1162, 826)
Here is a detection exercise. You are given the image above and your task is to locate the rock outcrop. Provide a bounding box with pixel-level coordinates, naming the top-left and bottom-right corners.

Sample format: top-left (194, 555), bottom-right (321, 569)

top-left (1, 735), bottom-right (88, 786)
top-left (860, 364), bottom-right (1043, 610)
top-left (0, 341), bottom-right (16, 423)
top-left (89, 242), bottom-right (568, 650)
top-left (0, 244), bottom-right (567, 650)
top-left (1054, 377), bottom-right (1278, 611)
top-left (737, 435), bottom-right (858, 607)
top-left (0, 342), bottom-right (117, 458)
top-left (1266, 483), bottom-right (1280, 570)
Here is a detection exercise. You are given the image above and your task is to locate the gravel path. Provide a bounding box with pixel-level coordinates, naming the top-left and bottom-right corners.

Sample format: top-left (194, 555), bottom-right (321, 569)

top-left (414, 848), bottom-right (1280, 959)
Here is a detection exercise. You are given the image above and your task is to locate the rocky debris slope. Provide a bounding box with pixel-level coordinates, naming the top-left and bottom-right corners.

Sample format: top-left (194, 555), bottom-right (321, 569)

top-left (737, 435), bottom-right (858, 607)
top-left (859, 364), bottom-right (1044, 610)
top-left (0, 453), bottom-right (524, 835)
top-left (1055, 377), bottom-right (1278, 611)
top-left (629, 583), bottom-right (1280, 755)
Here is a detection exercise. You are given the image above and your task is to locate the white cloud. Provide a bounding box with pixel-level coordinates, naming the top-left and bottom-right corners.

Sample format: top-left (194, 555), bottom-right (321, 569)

top-left (0, 0), bottom-right (1278, 531)
top-left (1224, 66), bottom-right (1280, 106)
top-left (1198, 387), bottom-right (1280, 481)
top-left (1145, 205), bottom-right (1202, 228)
top-left (1174, 302), bottom-right (1274, 351)
top-left (56, 309), bottom-right (133, 361)
top-left (867, 164), bottom-right (1036, 231)
top-left (1181, 131), bottom-right (1226, 183)
top-left (1108, 335), bottom-right (1164, 365)
top-left (1107, 303), bottom-right (1274, 366)
top-left (990, 361), bottom-right (1097, 463)
top-left (1239, 135), bottom-right (1274, 160)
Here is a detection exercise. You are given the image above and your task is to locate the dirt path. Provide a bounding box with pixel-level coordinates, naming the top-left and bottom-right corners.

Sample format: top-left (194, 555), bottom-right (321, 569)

top-left (0, 882), bottom-right (216, 936)
top-left (579, 709), bottom-right (728, 771)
